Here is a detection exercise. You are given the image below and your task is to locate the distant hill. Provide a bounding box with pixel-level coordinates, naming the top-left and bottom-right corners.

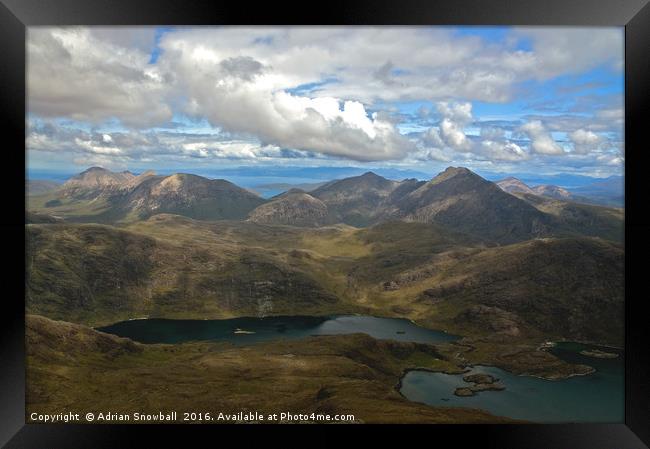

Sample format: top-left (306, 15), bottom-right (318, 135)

top-left (32, 168), bottom-right (265, 222)
top-left (26, 180), bottom-right (61, 196)
top-left (496, 175), bottom-right (623, 207)
top-left (571, 176), bottom-right (624, 207)
top-left (247, 189), bottom-right (335, 227)
top-left (311, 172), bottom-right (401, 227)
top-left (496, 177), bottom-right (536, 196)
top-left (497, 176), bottom-right (575, 200)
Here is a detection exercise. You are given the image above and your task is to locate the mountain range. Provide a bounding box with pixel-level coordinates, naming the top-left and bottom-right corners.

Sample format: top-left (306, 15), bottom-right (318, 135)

top-left (28, 166), bottom-right (623, 245)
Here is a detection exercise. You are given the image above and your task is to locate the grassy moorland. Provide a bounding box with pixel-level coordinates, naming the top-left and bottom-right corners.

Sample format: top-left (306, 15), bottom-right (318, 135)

top-left (26, 214), bottom-right (622, 383)
top-left (27, 216), bottom-right (623, 343)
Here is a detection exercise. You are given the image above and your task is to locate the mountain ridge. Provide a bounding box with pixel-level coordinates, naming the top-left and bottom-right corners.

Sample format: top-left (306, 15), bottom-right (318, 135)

top-left (496, 176), bottom-right (611, 205)
top-left (28, 166), bottom-right (623, 244)
top-left (46, 168), bottom-right (265, 222)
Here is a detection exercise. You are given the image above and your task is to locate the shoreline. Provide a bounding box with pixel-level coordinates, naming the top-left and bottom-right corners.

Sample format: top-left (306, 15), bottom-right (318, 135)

top-left (91, 312), bottom-right (462, 336)
top-left (552, 338), bottom-right (624, 351)
top-left (86, 314), bottom-right (613, 382)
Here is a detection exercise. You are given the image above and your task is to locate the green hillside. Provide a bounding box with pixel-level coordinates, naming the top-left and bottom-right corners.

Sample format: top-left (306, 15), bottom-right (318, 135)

top-left (26, 217), bottom-right (624, 346)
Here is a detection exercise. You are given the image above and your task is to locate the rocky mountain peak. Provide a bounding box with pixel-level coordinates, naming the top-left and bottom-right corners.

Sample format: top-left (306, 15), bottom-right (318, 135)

top-left (63, 167), bottom-right (136, 192)
top-left (426, 166), bottom-right (485, 188)
top-left (247, 191), bottom-right (332, 227)
top-left (82, 166), bottom-right (109, 173)
top-left (443, 166), bottom-right (472, 175)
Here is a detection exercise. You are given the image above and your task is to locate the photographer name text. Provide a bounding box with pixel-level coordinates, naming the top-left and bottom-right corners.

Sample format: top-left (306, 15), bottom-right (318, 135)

top-left (29, 411), bottom-right (355, 423)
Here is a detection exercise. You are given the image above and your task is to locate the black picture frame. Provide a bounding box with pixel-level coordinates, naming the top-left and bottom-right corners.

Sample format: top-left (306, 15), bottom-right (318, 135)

top-left (2, 0), bottom-right (649, 447)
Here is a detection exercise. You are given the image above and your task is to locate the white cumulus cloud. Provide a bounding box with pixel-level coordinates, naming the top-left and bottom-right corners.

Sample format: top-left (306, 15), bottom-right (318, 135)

top-left (27, 28), bottom-right (171, 127)
top-left (436, 102), bottom-right (474, 151)
top-left (519, 121), bottom-right (565, 155)
top-left (26, 26), bottom-right (624, 167)
top-left (157, 39), bottom-right (415, 161)
top-left (569, 129), bottom-right (605, 154)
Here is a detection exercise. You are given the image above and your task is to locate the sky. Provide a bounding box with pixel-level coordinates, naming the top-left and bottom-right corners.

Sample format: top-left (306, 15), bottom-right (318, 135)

top-left (26, 26), bottom-right (625, 180)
